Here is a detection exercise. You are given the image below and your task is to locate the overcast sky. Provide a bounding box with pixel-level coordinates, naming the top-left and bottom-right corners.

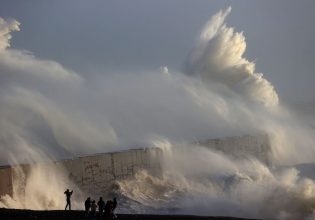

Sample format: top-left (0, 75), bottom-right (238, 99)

top-left (1, 0), bottom-right (315, 108)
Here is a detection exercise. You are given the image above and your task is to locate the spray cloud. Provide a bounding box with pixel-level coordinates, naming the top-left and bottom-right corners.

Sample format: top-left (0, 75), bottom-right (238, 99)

top-left (0, 7), bottom-right (315, 219)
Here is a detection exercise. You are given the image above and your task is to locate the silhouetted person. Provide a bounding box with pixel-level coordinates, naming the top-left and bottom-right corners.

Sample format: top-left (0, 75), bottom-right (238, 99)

top-left (97, 197), bottom-right (105, 217)
top-left (91, 200), bottom-right (97, 220)
top-left (84, 197), bottom-right (91, 217)
top-left (112, 197), bottom-right (117, 218)
top-left (64, 189), bottom-right (73, 210)
top-left (104, 200), bottom-right (113, 219)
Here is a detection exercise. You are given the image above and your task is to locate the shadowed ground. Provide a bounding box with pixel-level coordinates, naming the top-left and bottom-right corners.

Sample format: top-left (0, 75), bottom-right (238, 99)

top-left (0, 208), bottom-right (260, 220)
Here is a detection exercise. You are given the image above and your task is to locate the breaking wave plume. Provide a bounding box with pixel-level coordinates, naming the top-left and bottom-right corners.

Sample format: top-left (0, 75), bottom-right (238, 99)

top-left (186, 7), bottom-right (278, 107)
top-left (116, 140), bottom-right (315, 219)
top-left (1, 7), bottom-right (315, 219)
top-left (0, 18), bottom-right (20, 50)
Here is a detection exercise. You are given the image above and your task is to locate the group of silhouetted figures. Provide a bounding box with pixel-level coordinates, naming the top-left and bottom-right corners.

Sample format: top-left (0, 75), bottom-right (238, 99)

top-left (85, 197), bottom-right (117, 220)
top-left (64, 189), bottom-right (118, 220)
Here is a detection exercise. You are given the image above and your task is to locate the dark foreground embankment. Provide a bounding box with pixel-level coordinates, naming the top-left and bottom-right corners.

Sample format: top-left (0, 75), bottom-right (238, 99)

top-left (0, 208), bottom-right (259, 220)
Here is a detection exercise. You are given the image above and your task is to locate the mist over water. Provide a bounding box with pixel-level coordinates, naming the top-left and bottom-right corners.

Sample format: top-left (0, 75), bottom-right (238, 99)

top-left (116, 140), bottom-right (315, 219)
top-left (1, 7), bottom-right (315, 219)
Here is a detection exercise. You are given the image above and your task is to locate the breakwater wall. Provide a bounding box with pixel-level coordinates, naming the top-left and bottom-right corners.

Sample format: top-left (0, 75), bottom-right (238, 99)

top-left (197, 135), bottom-right (271, 165)
top-left (0, 148), bottom-right (162, 198)
top-left (0, 135), bottom-right (271, 199)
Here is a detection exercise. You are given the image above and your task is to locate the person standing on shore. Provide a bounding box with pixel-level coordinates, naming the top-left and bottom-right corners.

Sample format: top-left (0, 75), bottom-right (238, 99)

top-left (112, 197), bottom-right (117, 218)
top-left (64, 189), bottom-right (73, 210)
top-left (97, 197), bottom-right (105, 217)
top-left (84, 197), bottom-right (91, 217)
top-left (105, 200), bottom-right (113, 219)
top-left (90, 200), bottom-right (97, 220)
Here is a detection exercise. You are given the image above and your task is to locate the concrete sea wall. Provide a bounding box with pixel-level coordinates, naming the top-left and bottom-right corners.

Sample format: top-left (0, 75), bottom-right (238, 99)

top-left (58, 148), bottom-right (162, 195)
top-left (0, 148), bottom-right (162, 198)
top-left (0, 135), bottom-right (271, 198)
top-left (197, 135), bottom-right (271, 165)
top-left (0, 167), bottom-right (13, 197)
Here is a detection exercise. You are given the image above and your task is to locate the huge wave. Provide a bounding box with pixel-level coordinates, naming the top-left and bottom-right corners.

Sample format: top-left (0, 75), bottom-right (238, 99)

top-left (1, 7), bottom-right (315, 219)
